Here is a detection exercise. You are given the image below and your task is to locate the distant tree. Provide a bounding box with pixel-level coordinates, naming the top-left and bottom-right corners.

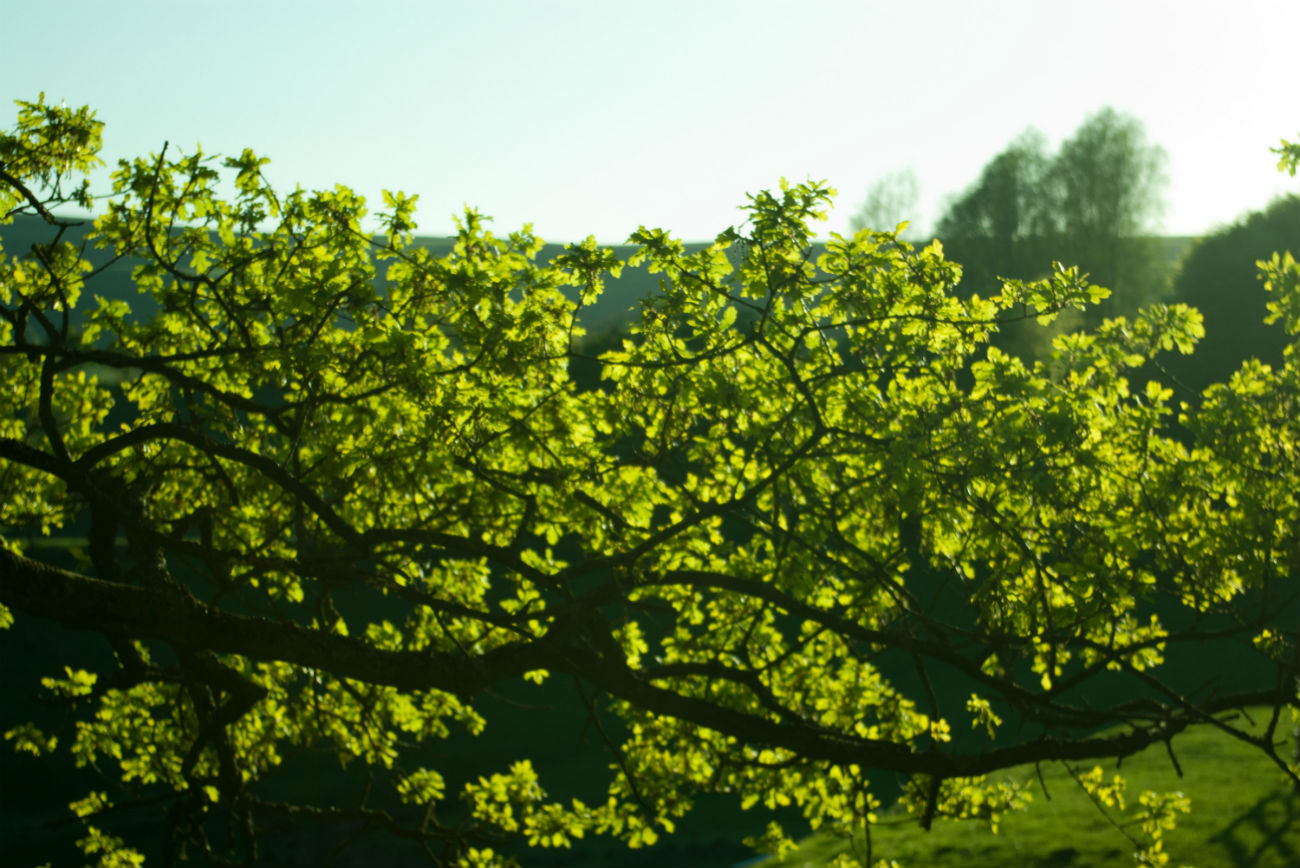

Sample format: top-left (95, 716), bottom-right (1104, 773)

top-left (937, 110), bottom-right (1170, 356)
top-left (849, 168), bottom-right (922, 239)
top-left (1050, 107), bottom-right (1169, 316)
top-left (935, 129), bottom-right (1056, 290)
top-left (935, 129), bottom-right (1066, 358)
top-left (2, 99), bottom-right (1298, 868)
top-left (1160, 194), bottom-right (1299, 393)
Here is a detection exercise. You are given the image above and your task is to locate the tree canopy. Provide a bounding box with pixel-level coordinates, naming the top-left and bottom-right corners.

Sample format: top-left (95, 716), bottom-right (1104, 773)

top-left (2, 98), bottom-right (1298, 868)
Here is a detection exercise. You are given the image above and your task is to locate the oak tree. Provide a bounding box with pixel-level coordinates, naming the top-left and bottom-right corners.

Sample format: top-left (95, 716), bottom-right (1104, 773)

top-left (2, 98), bottom-right (1298, 868)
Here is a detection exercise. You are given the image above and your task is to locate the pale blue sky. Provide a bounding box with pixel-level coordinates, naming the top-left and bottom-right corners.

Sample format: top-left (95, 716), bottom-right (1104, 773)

top-left (4, 0), bottom-right (1296, 242)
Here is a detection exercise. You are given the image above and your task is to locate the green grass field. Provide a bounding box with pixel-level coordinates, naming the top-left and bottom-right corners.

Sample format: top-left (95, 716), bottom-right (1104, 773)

top-left (755, 708), bottom-right (1299, 868)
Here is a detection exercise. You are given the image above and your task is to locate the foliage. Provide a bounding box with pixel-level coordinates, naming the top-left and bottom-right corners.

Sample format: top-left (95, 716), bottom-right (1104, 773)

top-left (1, 102), bottom-right (1298, 868)
top-left (1271, 136), bottom-right (1299, 176)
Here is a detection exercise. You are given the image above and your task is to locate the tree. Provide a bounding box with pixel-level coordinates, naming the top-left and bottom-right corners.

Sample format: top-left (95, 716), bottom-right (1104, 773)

top-left (1159, 193), bottom-right (1299, 394)
top-left (1, 98), bottom-right (1298, 868)
top-left (1050, 108), bottom-right (1169, 316)
top-left (848, 169), bottom-right (922, 240)
top-left (936, 111), bottom-right (1170, 356)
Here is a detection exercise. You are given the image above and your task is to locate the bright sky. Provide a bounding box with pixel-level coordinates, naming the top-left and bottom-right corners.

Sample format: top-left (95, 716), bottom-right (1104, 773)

top-left (5, 0), bottom-right (1297, 243)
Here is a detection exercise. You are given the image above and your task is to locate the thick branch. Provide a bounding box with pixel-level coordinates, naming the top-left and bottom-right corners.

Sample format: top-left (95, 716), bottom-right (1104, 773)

top-left (0, 547), bottom-right (543, 695)
top-left (567, 628), bottom-right (1284, 778)
top-left (2, 547), bottom-right (1288, 782)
